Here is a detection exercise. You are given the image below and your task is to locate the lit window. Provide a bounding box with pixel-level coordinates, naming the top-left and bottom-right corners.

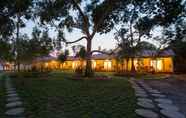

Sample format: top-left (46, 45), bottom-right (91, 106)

top-left (92, 60), bottom-right (96, 69)
top-left (157, 59), bottom-right (163, 71)
top-left (104, 60), bottom-right (112, 70)
top-left (150, 59), bottom-right (163, 71)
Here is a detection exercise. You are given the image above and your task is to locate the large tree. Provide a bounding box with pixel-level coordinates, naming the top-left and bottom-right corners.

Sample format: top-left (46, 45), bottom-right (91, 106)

top-left (36, 0), bottom-right (132, 76)
top-left (0, 0), bottom-right (34, 71)
top-left (114, 0), bottom-right (185, 73)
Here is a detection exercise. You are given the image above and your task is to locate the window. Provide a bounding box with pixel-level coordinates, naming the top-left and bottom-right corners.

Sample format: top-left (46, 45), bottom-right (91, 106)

top-left (92, 60), bottom-right (96, 69)
top-left (150, 59), bottom-right (163, 72)
top-left (104, 60), bottom-right (112, 71)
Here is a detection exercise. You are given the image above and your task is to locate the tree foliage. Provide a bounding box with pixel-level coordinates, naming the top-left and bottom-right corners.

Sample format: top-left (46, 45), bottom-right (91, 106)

top-left (58, 50), bottom-right (69, 63)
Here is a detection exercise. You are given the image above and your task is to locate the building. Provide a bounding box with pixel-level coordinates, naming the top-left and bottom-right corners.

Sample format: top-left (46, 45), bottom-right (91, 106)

top-left (32, 49), bottom-right (174, 73)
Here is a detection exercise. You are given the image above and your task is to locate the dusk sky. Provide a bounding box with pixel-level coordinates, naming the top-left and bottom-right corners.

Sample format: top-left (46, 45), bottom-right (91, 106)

top-left (20, 19), bottom-right (161, 55)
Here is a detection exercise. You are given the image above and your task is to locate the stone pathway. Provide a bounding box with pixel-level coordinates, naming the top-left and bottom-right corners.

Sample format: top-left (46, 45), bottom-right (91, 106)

top-left (5, 77), bottom-right (25, 117)
top-left (129, 78), bottom-right (185, 118)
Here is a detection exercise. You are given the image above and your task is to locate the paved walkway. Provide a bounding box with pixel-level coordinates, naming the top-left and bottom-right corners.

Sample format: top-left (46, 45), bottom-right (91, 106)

top-left (143, 78), bottom-right (186, 117)
top-left (5, 77), bottom-right (25, 117)
top-left (130, 78), bottom-right (186, 118)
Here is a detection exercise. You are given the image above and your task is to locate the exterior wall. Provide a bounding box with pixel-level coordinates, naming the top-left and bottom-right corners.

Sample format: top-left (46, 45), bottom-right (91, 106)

top-left (33, 57), bottom-right (174, 73)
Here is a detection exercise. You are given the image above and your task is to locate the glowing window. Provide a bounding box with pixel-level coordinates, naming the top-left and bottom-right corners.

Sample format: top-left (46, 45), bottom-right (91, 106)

top-left (157, 59), bottom-right (163, 71)
top-left (104, 60), bottom-right (112, 70)
top-left (150, 59), bottom-right (163, 71)
top-left (92, 60), bottom-right (96, 69)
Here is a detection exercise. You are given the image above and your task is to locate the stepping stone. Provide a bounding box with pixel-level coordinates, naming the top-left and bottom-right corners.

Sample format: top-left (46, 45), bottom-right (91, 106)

top-left (7, 90), bottom-right (17, 94)
top-left (6, 101), bottom-right (22, 108)
top-left (138, 81), bottom-right (145, 84)
top-left (136, 93), bottom-right (148, 97)
top-left (133, 87), bottom-right (144, 91)
top-left (160, 109), bottom-right (185, 118)
top-left (135, 91), bottom-right (147, 95)
top-left (135, 109), bottom-right (159, 118)
top-left (137, 101), bottom-right (155, 109)
top-left (138, 98), bottom-right (153, 103)
top-left (5, 108), bottom-right (24, 116)
top-left (148, 90), bottom-right (161, 94)
top-left (158, 103), bottom-right (179, 111)
top-left (155, 98), bottom-right (173, 104)
top-left (7, 93), bottom-right (18, 97)
top-left (151, 94), bottom-right (166, 98)
top-left (7, 97), bottom-right (20, 102)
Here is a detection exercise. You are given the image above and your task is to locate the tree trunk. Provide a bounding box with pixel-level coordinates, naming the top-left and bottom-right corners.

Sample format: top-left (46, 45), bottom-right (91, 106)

top-left (16, 14), bottom-right (21, 72)
top-left (84, 39), bottom-right (93, 77)
top-left (2, 65), bottom-right (5, 71)
top-left (126, 58), bottom-right (129, 72)
top-left (131, 57), bottom-right (136, 73)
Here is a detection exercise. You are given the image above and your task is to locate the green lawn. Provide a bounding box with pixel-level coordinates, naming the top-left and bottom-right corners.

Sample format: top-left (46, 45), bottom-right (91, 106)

top-left (0, 74), bottom-right (6, 118)
top-left (12, 72), bottom-right (137, 118)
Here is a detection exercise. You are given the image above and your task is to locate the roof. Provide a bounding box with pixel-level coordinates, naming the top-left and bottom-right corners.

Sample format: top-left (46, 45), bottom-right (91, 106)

top-left (137, 49), bottom-right (175, 57)
top-left (34, 49), bottom-right (174, 62)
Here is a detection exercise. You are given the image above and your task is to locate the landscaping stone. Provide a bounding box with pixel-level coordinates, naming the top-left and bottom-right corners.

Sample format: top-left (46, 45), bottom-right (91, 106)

top-left (135, 109), bottom-right (159, 118)
top-left (7, 97), bottom-right (20, 102)
top-left (136, 93), bottom-right (148, 97)
top-left (7, 90), bottom-right (17, 94)
top-left (7, 93), bottom-right (18, 97)
top-left (138, 98), bottom-right (153, 103)
top-left (137, 101), bottom-right (155, 109)
top-left (155, 98), bottom-right (173, 104)
top-left (151, 94), bottom-right (166, 98)
top-left (6, 101), bottom-right (22, 108)
top-left (158, 103), bottom-right (179, 111)
top-left (148, 89), bottom-right (161, 94)
top-left (6, 88), bottom-right (16, 91)
top-left (160, 109), bottom-right (185, 118)
top-left (5, 108), bottom-right (24, 116)
top-left (135, 91), bottom-right (147, 95)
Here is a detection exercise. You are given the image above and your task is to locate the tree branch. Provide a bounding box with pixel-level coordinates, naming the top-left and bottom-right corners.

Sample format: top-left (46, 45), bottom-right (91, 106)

top-left (91, 4), bottom-right (111, 39)
top-left (71, 0), bottom-right (90, 36)
top-left (65, 36), bottom-right (87, 44)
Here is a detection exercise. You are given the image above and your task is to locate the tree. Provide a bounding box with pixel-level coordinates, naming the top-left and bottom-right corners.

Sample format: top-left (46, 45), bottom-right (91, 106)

top-left (114, 0), bottom-right (185, 73)
top-left (30, 27), bottom-right (53, 58)
top-left (0, 40), bottom-right (14, 70)
top-left (136, 41), bottom-right (157, 51)
top-left (1, 0), bottom-right (33, 71)
top-left (115, 17), bottom-right (154, 72)
top-left (36, 0), bottom-right (132, 76)
top-left (58, 50), bottom-right (69, 69)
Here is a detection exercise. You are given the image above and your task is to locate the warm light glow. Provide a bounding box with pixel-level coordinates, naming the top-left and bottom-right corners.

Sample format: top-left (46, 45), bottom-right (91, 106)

top-left (92, 60), bottom-right (96, 69)
top-left (157, 60), bottom-right (163, 71)
top-left (104, 60), bottom-right (112, 70)
top-left (72, 62), bottom-right (75, 69)
top-left (150, 59), bottom-right (163, 71)
top-left (45, 63), bottom-right (48, 67)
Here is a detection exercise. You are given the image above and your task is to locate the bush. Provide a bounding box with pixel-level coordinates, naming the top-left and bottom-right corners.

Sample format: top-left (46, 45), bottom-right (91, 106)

top-left (75, 67), bottom-right (83, 75)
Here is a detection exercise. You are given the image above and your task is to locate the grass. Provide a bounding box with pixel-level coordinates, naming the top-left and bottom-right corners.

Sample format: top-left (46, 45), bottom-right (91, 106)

top-left (0, 74), bottom-right (6, 118)
top-left (12, 71), bottom-right (137, 118)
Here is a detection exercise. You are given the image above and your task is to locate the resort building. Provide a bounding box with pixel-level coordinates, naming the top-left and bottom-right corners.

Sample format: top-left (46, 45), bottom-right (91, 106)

top-left (33, 49), bottom-right (174, 73)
